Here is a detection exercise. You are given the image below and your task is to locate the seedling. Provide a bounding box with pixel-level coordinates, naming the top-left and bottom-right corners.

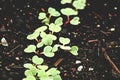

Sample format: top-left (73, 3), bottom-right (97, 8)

top-left (61, 0), bottom-right (72, 4)
top-left (24, 0), bottom-right (86, 79)
top-left (23, 55), bottom-right (62, 80)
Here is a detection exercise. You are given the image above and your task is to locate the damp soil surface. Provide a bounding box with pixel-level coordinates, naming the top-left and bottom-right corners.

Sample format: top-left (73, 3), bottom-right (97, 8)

top-left (0, 0), bottom-right (120, 80)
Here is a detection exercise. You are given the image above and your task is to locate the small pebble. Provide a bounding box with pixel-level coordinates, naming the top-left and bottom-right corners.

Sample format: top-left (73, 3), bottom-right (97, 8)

top-left (89, 67), bottom-right (94, 71)
top-left (77, 65), bottom-right (83, 71)
top-left (75, 60), bottom-right (81, 64)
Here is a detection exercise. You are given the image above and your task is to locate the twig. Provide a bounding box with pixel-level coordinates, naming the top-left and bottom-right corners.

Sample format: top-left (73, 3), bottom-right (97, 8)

top-left (10, 45), bottom-right (21, 52)
top-left (54, 58), bottom-right (64, 67)
top-left (102, 48), bottom-right (120, 74)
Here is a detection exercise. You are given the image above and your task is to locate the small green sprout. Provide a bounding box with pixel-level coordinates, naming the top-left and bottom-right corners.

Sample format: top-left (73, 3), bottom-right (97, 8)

top-left (49, 23), bottom-right (62, 33)
top-left (42, 18), bottom-right (49, 25)
top-left (24, 0), bottom-right (86, 79)
top-left (48, 7), bottom-right (61, 17)
top-left (59, 37), bottom-right (70, 45)
top-left (60, 8), bottom-right (78, 16)
top-left (24, 45), bottom-right (36, 53)
top-left (72, 0), bottom-right (86, 10)
top-left (70, 46), bottom-right (79, 55)
top-left (70, 16), bottom-right (80, 25)
top-left (32, 55), bottom-right (44, 64)
top-left (37, 42), bottom-right (44, 48)
top-left (27, 26), bottom-right (47, 40)
top-left (43, 46), bottom-right (55, 57)
top-left (54, 17), bottom-right (63, 26)
top-left (61, 0), bottom-right (72, 4)
top-left (23, 76), bottom-right (36, 80)
top-left (38, 12), bottom-right (46, 20)
top-left (23, 55), bottom-right (62, 80)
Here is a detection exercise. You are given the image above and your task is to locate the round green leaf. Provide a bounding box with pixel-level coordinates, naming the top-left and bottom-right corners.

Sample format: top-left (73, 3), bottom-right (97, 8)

top-left (23, 76), bottom-right (36, 80)
top-left (37, 70), bottom-right (47, 77)
top-left (59, 37), bottom-right (70, 45)
top-left (44, 52), bottom-right (55, 57)
top-left (32, 55), bottom-right (44, 64)
top-left (37, 65), bottom-right (48, 70)
top-left (27, 32), bottom-right (39, 40)
top-left (60, 45), bottom-right (71, 50)
top-left (40, 32), bottom-right (47, 38)
top-left (24, 45), bottom-right (36, 53)
top-left (55, 17), bottom-right (63, 26)
top-left (53, 75), bottom-right (62, 80)
top-left (43, 46), bottom-right (52, 53)
top-left (47, 34), bottom-right (57, 40)
top-left (70, 17), bottom-right (80, 25)
top-left (38, 12), bottom-right (46, 20)
top-left (73, 0), bottom-right (86, 10)
top-left (30, 67), bottom-right (38, 76)
top-left (52, 45), bottom-right (59, 52)
top-left (46, 68), bottom-right (60, 76)
top-left (42, 37), bottom-right (53, 45)
top-left (35, 26), bottom-right (47, 33)
top-left (40, 77), bottom-right (53, 80)
top-left (23, 63), bottom-right (34, 69)
top-left (24, 70), bottom-right (33, 76)
top-left (61, 0), bottom-right (72, 4)
top-left (42, 18), bottom-right (49, 25)
top-left (48, 7), bottom-right (60, 17)
top-left (49, 23), bottom-right (61, 32)
top-left (70, 46), bottom-right (79, 55)
top-left (37, 42), bottom-right (44, 48)
top-left (60, 8), bottom-right (78, 16)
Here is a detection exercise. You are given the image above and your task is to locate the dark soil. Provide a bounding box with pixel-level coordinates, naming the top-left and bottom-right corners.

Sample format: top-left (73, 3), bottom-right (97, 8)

top-left (0, 0), bottom-right (120, 80)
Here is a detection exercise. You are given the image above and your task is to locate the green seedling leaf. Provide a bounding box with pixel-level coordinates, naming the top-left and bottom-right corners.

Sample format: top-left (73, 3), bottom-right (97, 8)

top-left (40, 31), bottom-right (47, 38)
top-left (47, 34), bottom-right (57, 40)
top-left (70, 17), bottom-right (80, 25)
top-left (73, 0), bottom-right (86, 10)
top-left (44, 52), bottom-right (55, 57)
top-left (38, 12), bottom-right (46, 20)
top-left (53, 75), bottom-right (62, 80)
top-left (27, 26), bottom-right (47, 40)
top-left (37, 42), bottom-right (44, 48)
top-left (40, 76), bottom-right (54, 80)
top-left (37, 70), bottom-right (47, 77)
top-left (52, 45), bottom-right (59, 52)
top-left (24, 70), bottom-right (33, 76)
top-left (30, 67), bottom-right (37, 76)
top-left (70, 46), bottom-right (79, 55)
top-left (60, 45), bottom-right (71, 50)
top-left (23, 76), bottom-right (36, 80)
top-left (49, 23), bottom-right (61, 32)
top-left (48, 7), bottom-right (60, 17)
top-left (27, 31), bottom-right (39, 40)
top-left (37, 65), bottom-right (48, 70)
top-left (42, 18), bottom-right (49, 25)
top-left (35, 26), bottom-right (47, 33)
top-left (23, 63), bottom-right (34, 69)
top-left (61, 0), bottom-right (72, 4)
top-left (46, 68), bottom-right (60, 76)
top-left (42, 37), bottom-right (53, 45)
top-left (59, 37), bottom-right (70, 45)
top-left (61, 8), bottom-right (78, 16)
top-left (55, 17), bottom-right (63, 26)
top-left (32, 55), bottom-right (44, 64)
top-left (43, 46), bottom-right (55, 57)
top-left (24, 45), bottom-right (36, 53)
top-left (43, 46), bottom-right (52, 53)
